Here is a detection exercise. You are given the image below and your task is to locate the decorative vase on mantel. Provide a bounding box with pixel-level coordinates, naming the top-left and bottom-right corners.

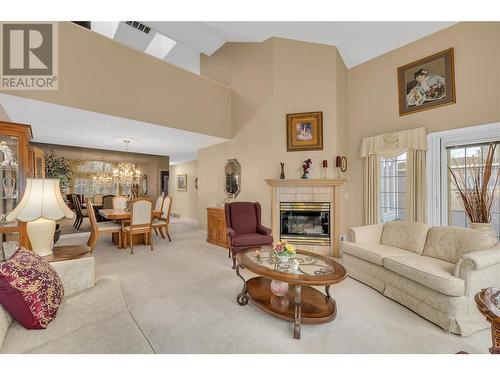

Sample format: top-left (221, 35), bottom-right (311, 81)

top-left (470, 223), bottom-right (497, 240)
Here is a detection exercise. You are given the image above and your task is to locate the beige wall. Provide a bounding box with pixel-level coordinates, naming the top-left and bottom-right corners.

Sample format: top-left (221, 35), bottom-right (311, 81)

top-left (32, 143), bottom-right (169, 199)
top-left (1, 22), bottom-right (232, 139)
top-left (347, 22), bottom-right (500, 227)
top-left (198, 38), bottom-right (349, 235)
top-left (169, 160), bottom-right (198, 220)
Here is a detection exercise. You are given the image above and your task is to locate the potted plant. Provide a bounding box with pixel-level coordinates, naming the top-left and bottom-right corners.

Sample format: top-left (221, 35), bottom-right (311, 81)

top-left (448, 143), bottom-right (499, 238)
top-left (45, 149), bottom-right (73, 193)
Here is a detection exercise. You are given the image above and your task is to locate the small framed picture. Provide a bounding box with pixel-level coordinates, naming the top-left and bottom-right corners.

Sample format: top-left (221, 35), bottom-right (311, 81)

top-left (176, 174), bottom-right (187, 191)
top-left (398, 48), bottom-right (456, 116)
top-left (286, 111), bottom-right (323, 152)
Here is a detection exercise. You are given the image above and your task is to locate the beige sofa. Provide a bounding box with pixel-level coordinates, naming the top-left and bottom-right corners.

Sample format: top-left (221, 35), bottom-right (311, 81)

top-left (0, 257), bottom-right (153, 353)
top-left (341, 221), bottom-right (500, 336)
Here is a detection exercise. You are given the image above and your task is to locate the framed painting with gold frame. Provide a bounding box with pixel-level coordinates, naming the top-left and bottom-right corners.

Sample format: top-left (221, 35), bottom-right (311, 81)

top-left (286, 111), bottom-right (323, 152)
top-left (398, 48), bottom-right (456, 116)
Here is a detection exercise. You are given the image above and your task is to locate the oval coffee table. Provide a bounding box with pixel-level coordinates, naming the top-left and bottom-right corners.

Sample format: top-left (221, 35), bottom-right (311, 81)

top-left (235, 246), bottom-right (347, 339)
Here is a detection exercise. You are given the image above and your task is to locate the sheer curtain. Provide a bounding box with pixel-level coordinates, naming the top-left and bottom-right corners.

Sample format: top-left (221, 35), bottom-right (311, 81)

top-left (360, 127), bottom-right (427, 224)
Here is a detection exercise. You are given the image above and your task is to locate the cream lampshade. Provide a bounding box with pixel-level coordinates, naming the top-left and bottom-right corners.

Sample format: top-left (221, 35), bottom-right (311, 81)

top-left (6, 179), bottom-right (74, 257)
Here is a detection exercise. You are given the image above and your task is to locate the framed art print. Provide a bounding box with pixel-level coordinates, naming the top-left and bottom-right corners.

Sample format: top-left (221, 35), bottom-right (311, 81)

top-left (398, 48), bottom-right (456, 116)
top-left (286, 111), bottom-right (323, 151)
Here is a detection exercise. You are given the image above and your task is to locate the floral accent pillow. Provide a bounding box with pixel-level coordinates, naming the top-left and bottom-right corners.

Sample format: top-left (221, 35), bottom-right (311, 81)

top-left (0, 247), bottom-right (64, 329)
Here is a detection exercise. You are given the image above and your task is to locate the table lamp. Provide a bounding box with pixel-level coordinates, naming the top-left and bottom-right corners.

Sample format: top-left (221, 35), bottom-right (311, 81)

top-left (6, 178), bottom-right (74, 257)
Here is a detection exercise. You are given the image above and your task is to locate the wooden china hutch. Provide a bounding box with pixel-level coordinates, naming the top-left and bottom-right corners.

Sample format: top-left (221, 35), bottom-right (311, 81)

top-left (0, 121), bottom-right (34, 259)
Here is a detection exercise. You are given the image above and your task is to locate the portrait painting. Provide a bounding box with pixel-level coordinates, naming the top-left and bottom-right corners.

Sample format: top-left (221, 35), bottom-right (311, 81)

top-left (176, 174), bottom-right (187, 191)
top-left (398, 48), bottom-right (455, 116)
top-left (286, 112), bottom-right (323, 151)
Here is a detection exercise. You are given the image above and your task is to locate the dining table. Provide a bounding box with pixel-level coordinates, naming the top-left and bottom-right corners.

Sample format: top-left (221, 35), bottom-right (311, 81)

top-left (98, 208), bottom-right (163, 248)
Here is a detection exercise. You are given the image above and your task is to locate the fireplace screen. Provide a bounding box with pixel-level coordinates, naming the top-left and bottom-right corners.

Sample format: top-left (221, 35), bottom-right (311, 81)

top-left (280, 202), bottom-right (330, 245)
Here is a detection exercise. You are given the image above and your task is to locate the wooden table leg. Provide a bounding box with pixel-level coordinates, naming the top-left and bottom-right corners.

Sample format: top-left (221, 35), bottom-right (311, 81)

top-left (294, 285), bottom-right (302, 339)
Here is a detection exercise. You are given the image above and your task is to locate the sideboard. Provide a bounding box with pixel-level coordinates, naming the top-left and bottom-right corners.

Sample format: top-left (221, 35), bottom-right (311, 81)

top-left (206, 207), bottom-right (228, 249)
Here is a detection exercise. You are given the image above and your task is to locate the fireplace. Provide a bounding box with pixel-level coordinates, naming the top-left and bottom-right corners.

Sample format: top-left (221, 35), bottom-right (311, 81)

top-left (280, 202), bottom-right (330, 246)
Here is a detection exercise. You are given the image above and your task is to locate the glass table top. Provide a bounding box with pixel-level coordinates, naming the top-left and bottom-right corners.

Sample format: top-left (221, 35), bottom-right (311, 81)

top-left (244, 247), bottom-right (335, 277)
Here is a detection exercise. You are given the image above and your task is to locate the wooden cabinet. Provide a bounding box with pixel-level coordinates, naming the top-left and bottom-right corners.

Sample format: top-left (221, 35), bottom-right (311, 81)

top-left (207, 207), bottom-right (228, 248)
top-left (0, 121), bottom-right (33, 251)
top-left (29, 146), bottom-right (46, 178)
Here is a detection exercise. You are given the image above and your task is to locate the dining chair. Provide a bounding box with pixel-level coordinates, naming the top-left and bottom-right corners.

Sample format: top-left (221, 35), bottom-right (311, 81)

top-left (101, 194), bottom-right (115, 209)
top-left (152, 195), bottom-right (165, 236)
top-left (112, 195), bottom-right (128, 210)
top-left (71, 194), bottom-right (89, 230)
top-left (86, 199), bottom-right (122, 252)
top-left (93, 194), bottom-right (104, 205)
top-left (122, 198), bottom-right (154, 254)
top-left (152, 196), bottom-right (172, 241)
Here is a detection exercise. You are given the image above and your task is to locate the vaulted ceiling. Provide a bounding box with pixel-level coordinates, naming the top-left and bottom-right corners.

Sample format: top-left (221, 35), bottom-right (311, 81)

top-left (90, 21), bottom-right (456, 74)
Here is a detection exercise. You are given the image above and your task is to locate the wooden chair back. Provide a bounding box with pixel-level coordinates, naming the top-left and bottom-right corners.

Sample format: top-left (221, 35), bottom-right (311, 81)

top-left (112, 195), bottom-right (127, 210)
top-left (72, 194), bottom-right (84, 216)
top-left (162, 196), bottom-right (172, 223)
top-left (86, 199), bottom-right (98, 251)
top-left (102, 194), bottom-right (115, 209)
top-left (93, 194), bottom-right (103, 205)
top-left (130, 198), bottom-right (153, 227)
top-left (155, 196), bottom-right (165, 212)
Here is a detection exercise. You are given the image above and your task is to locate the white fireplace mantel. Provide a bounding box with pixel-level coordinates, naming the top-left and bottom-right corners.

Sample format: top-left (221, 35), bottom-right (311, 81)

top-left (265, 178), bottom-right (346, 258)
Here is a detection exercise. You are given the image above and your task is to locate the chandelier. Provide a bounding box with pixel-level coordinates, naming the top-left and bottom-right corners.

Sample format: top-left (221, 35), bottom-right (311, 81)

top-left (92, 171), bottom-right (113, 185)
top-left (113, 140), bottom-right (141, 186)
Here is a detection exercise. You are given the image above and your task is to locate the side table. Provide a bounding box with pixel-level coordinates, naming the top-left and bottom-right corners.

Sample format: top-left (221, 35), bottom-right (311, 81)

top-left (475, 287), bottom-right (500, 354)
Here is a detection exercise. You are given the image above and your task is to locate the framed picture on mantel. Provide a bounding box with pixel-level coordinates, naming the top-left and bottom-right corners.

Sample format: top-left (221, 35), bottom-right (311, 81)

top-left (398, 48), bottom-right (456, 116)
top-left (286, 111), bottom-right (323, 152)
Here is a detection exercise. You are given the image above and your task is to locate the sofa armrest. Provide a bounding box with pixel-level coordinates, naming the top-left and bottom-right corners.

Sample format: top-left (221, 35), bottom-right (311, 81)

top-left (349, 224), bottom-right (383, 244)
top-left (257, 224), bottom-right (272, 236)
top-left (454, 245), bottom-right (500, 278)
top-left (226, 228), bottom-right (236, 240)
top-left (51, 257), bottom-right (96, 297)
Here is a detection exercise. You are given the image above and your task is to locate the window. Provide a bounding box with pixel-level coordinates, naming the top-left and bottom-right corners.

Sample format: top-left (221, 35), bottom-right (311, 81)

top-left (73, 161), bottom-right (117, 197)
top-left (447, 142), bottom-right (500, 239)
top-left (380, 152), bottom-right (407, 223)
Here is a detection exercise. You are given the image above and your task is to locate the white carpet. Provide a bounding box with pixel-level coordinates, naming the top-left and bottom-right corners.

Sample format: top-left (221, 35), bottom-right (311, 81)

top-left (59, 219), bottom-right (490, 354)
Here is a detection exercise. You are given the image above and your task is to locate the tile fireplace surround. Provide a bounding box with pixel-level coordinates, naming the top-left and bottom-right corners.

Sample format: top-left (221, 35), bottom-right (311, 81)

top-left (266, 179), bottom-right (346, 257)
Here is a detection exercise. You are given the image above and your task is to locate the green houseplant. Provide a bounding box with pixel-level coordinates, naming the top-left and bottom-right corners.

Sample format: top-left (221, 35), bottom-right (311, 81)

top-left (45, 149), bottom-right (73, 192)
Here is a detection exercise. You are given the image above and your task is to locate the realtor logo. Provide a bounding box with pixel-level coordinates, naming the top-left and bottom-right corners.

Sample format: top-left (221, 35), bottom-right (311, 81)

top-left (1, 22), bottom-right (58, 90)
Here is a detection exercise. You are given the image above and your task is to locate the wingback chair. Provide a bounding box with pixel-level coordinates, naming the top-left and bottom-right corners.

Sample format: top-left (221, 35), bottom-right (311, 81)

top-left (225, 202), bottom-right (272, 268)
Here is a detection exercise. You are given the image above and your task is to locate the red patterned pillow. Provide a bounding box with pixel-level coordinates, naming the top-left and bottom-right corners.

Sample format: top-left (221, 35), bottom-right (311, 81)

top-left (0, 247), bottom-right (64, 329)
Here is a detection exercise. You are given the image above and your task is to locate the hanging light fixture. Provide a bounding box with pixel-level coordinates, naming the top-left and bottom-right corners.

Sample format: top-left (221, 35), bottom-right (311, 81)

top-left (93, 163), bottom-right (113, 186)
top-left (113, 140), bottom-right (141, 186)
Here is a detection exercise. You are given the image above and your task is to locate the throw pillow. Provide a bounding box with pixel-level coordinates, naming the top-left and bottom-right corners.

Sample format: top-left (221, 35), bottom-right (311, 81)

top-left (0, 247), bottom-right (64, 329)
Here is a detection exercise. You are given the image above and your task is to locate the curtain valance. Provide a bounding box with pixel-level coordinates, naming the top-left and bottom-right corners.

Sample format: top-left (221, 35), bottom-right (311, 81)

top-left (360, 127), bottom-right (427, 158)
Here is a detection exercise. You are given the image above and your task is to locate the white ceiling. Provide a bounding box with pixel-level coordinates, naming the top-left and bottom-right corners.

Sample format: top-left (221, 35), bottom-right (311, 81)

top-left (91, 21), bottom-right (456, 73)
top-left (0, 93), bottom-right (227, 164)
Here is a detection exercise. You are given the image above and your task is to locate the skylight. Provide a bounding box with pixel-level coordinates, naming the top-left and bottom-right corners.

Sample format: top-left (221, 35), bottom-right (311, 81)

top-left (145, 32), bottom-right (177, 59)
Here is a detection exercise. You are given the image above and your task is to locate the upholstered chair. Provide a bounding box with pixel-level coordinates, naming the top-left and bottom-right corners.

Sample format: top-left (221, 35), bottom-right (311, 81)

top-left (93, 194), bottom-right (104, 205)
top-left (225, 202), bottom-right (272, 268)
top-left (101, 194), bottom-right (115, 209)
top-left (153, 196), bottom-right (172, 241)
top-left (112, 195), bottom-right (128, 210)
top-left (154, 195), bottom-right (165, 212)
top-left (122, 198), bottom-right (154, 254)
top-left (86, 199), bottom-right (122, 251)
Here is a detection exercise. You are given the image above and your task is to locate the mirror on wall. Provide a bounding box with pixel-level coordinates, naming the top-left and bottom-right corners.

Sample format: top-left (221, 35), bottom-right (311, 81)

top-left (142, 174), bottom-right (148, 194)
top-left (224, 159), bottom-right (241, 198)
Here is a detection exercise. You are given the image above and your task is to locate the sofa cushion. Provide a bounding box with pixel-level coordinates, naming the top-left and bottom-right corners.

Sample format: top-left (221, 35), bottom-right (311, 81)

top-left (384, 255), bottom-right (465, 296)
top-left (232, 233), bottom-right (273, 247)
top-left (380, 221), bottom-right (430, 255)
top-left (0, 247), bottom-right (64, 329)
top-left (0, 277), bottom-right (151, 353)
top-left (423, 226), bottom-right (497, 264)
top-left (341, 242), bottom-right (412, 266)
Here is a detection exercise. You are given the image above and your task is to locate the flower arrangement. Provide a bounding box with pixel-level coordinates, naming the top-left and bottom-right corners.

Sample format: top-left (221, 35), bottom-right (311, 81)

top-left (273, 240), bottom-right (296, 257)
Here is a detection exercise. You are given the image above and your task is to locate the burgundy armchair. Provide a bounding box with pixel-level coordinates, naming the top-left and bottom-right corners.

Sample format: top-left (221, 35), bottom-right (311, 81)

top-left (225, 202), bottom-right (273, 268)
